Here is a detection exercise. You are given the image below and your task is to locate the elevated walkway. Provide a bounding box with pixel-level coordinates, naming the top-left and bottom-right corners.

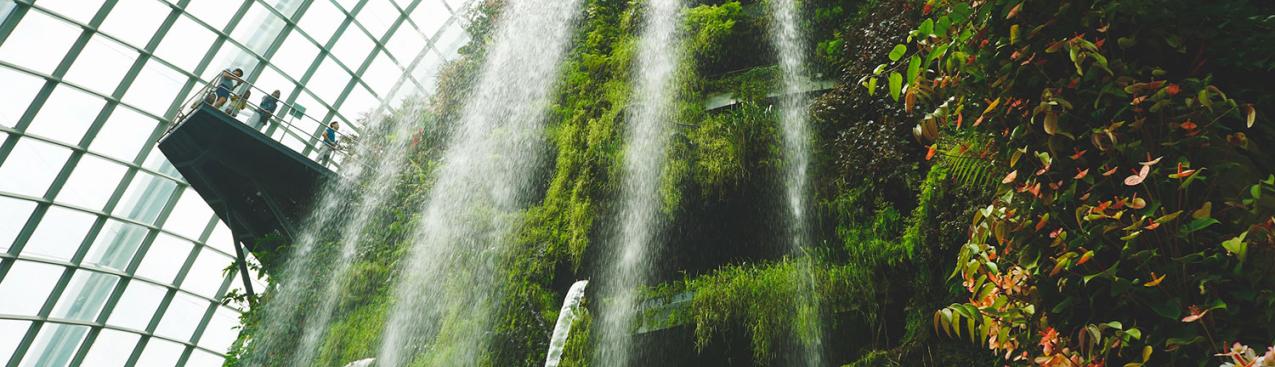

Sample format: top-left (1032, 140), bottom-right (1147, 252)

top-left (158, 72), bottom-right (358, 298)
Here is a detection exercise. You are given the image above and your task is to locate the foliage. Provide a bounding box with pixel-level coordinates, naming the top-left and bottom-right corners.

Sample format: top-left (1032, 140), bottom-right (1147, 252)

top-left (860, 0), bottom-right (1275, 364)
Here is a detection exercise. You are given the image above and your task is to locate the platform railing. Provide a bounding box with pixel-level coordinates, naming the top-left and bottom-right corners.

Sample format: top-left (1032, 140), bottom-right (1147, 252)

top-left (167, 72), bottom-right (360, 172)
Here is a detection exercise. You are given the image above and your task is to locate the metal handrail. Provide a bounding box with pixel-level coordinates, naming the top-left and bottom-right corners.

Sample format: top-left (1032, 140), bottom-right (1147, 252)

top-left (167, 71), bottom-right (361, 172)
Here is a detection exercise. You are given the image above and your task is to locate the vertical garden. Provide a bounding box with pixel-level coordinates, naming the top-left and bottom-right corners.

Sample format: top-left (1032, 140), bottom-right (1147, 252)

top-left (224, 0), bottom-right (1275, 366)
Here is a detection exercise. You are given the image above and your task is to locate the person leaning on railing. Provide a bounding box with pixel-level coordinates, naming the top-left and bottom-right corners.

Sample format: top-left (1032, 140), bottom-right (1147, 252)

top-left (317, 121), bottom-right (340, 166)
top-left (213, 68), bottom-right (244, 109)
top-left (253, 90), bottom-right (282, 130)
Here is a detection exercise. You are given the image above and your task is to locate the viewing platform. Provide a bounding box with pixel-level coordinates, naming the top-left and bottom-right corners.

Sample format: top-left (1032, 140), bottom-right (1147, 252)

top-left (158, 73), bottom-right (360, 293)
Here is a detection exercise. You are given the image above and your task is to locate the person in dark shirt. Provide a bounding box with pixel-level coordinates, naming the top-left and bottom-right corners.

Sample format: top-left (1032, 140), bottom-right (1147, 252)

top-left (253, 90), bottom-right (281, 130)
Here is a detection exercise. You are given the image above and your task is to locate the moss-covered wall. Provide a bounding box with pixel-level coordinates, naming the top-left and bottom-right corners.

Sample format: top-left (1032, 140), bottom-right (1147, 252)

top-left (226, 0), bottom-right (1275, 366)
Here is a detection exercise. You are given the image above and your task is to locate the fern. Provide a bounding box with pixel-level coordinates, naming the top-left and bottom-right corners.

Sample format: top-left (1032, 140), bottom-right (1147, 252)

top-left (935, 132), bottom-right (1001, 190)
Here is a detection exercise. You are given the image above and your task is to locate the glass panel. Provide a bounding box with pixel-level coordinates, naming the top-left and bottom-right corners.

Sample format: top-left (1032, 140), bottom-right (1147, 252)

top-left (410, 49), bottom-right (446, 93)
top-left (435, 23), bottom-right (466, 59)
top-left (106, 280), bottom-right (166, 330)
top-left (250, 67), bottom-right (294, 109)
top-left (384, 24), bottom-right (425, 63)
top-left (197, 306), bottom-right (239, 353)
top-left (163, 188), bottom-right (212, 240)
top-left (411, 0), bottom-right (450, 37)
top-left (133, 233), bottom-right (193, 284)
top-left (182, 0), bottom-right (236, 31)
top-left (0, 196), bottom-right (37, 253)
top-left (261, 0), bottom-right (304, 19)
top-left (153, 15), bottom-right (218, 72)
top-left (271, 31), bottom-right (320, 78)
top-left (0, 0), bottom-right (16, 25)
top-left (36, 0), bottom-right (105, 24)
top-left (57, 155), bottom-right (127, 210)
top-left (82, 329), bottom-right (139, 367)
top-left (331, 28), bottom-right (375, 71)
top-left (111, 171), bottom-right (177, 225)
top-left (20, 322), bottom-right (89, 367)
top-left (83, 219), bottom-right (149, 271)
top-left (98, 0), bottom-right (171, 49)
top-left (308, 56), bottom-right (351, 103)
top-left (26, 85), bottom-right (106, 146)
top-left (185, 350), bottom-right (224, 367)
top-left (205, 222), bottom-right (234, 255)
top-left (0, 137), bottom-right (72, 197)
top-left (340, 84), bottom-right (378, 121)
top-left (22, 205), bottom-right (95, 261)
top-left (134, 338), bottom-right (183, 367)
top-left (140, 145), bottom-right (176, 173)
top-left (50, 270), bottom-right (120, 321)
top-left (0, 260), bottom-right (62, 315)
top-left (181, 247), bottom-right (229, 298)
top-left (0, 10), bottom-right (80, 74)
top-left (122, 60), bottom-right (186, 116)
top-left (89, 106), bottom-right (158, 162)
top-left (0, 66), bottom-right (45, 128)
top-left (357, 0), bottom-right (400, 40)
top-left (230, 2), bottom-right (286, 56)
top-left (332, 0), bottom-right (359, 12)
top-left (61, 35), bottom-right (137, 96)
top-left (206, 42), bottom-right (259, 83)
top-left (154, 292), bottom-right (207, 341)
top-left (363, 51), bottom-right (402, 97)
top-left (297, 0), bottom-right (343, 45)
top-left (443, 0), bottom-right (465, 13)
top-left (0, 320), bottom-right (31, 365)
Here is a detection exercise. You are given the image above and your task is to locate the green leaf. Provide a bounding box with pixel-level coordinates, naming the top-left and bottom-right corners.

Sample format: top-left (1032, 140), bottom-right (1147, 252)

top-left (907, 54), bottom-right (922, 84)
top-left (1125, 327), bottom-right (1142, 340)
top-left (889, 44), bottom-right (907, 62)
top-left (1251, 184), bottom-right (1262, 199)
top-left (866, 77), bottom-right (878, 96)
top-left (935, 16), bottom-right (952, 35)
top-left (1151, 297), bottom-right (1182, 320)
top-left (1222, 232), bottom-right (1249, 263)
top-left (927, 44), bottom-right (950, 66)
top-left (888, 72), bottom-right (903, 102)
top-left (1180, 218), bottom-right (1219, 235)
top-left (918, 18), bottom-right (934, 36)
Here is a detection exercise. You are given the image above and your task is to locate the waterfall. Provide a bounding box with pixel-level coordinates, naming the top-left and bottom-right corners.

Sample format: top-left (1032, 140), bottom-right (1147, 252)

top-left (374, 0), bottom-right (585, 365)
top-left (595, 0), bottom-right (685, 364)
top-left (242, 98), bottom-right (403, 367)
top-left (545, 280), bottom-right (590, 367)
top-left (768, 0), bottom-right (824, 364)
top-left (288, 105), bottom-right (425, 366)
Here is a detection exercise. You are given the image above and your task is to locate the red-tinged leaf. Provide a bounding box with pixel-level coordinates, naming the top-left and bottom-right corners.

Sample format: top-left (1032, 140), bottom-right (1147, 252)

top-left (1144, 272), bottom-right (1166, 287)
top-left (1003, 170), bottom-right (1018, 184)
top-left (1076, 251), bottom-right (1093, 266)
top-left (1070, 148), bottom-right (1087, 160)
top-left (956, 112), bottom-right (964, 129)
top-left (1180, 120), bottom-right (1198, 131)
top-left (1141, 154), bottom-right (1163, 166)
top-left (1129, 196), bottom-right (1147, 209)
top-left (1074, 168), bottom-right (1089, 180)
top-left (1049, 227), bottom-right (1062, 238)
top-left (1144, 221), bottom-right (1161, 230)
top-left (1097, 23), bottom-right (1110, 33)
top-left (1049, 181), bottom-right (1062, 190)
top-left (1028, 182), bottom-right (1042, 197)
top-left (1166, 83), bottom-right (1181, 96)
top-left (1125, 165), bottom-right (1150, 186)
top-left (1095, 200), bottom-right (1112, 212)
top-left (926, 144), bottom-right (937, 161)
top-left (1094, 38), bottom-right (1105, 48)
top-left (1103, 166), bottom-right (1119, 176)
top-left (1080, 192), bottom-right (1091, 201)
top-left (975, 114), bottom-right (987, 126)
top-left (1006, 3), bottom-right (1022, 19)
top-left (922, 3), bottom-right (933, 15)
top-left (1243, 104), bottom-right (1257, 128)
top-left (1035, 215), bottom-right (1048, 231)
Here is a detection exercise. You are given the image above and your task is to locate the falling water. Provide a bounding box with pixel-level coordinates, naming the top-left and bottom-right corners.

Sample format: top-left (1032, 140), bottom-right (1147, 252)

top-left (242, 115), bottom-right (385, 367)
top-left (545, 280), bottom-right (590, 367)
top-left (288, 105), bottom-right (425, 366)
top-left (769, 0), bottom-right (824, 364)
top-left (375, 0), bottom-right (585, 365)
top-left (595, 0), bottom-right (685, 364)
